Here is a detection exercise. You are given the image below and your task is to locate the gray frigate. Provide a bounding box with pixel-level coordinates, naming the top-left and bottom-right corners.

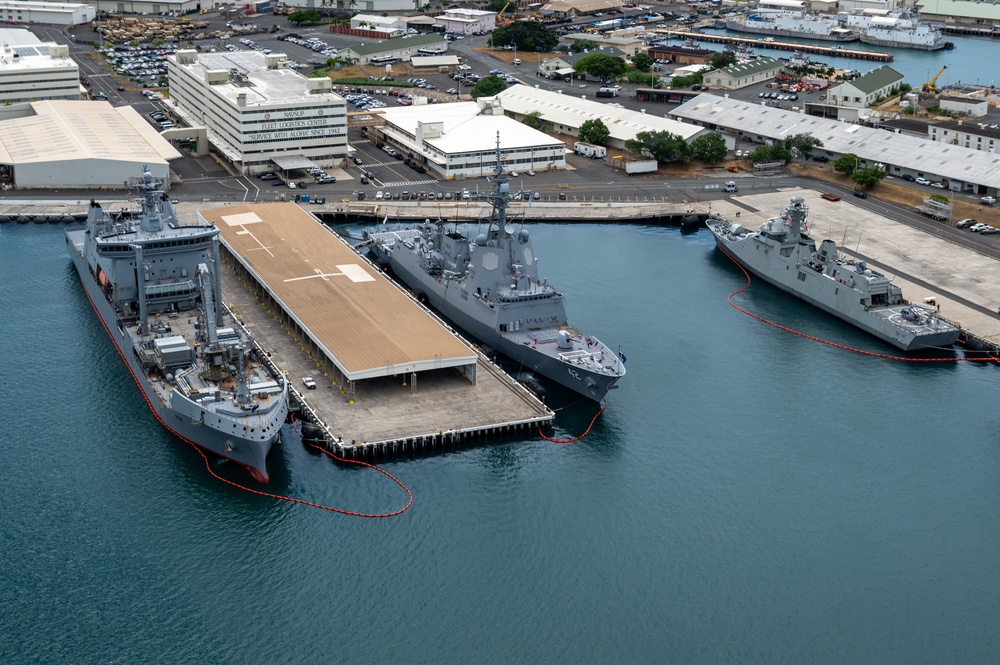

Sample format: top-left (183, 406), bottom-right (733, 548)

top-left (365, 139), bottom-right (625, 402)
top-left (66, 169), bottom-right (289, 482)
top-left (707, 196), bottom-right (961, 351)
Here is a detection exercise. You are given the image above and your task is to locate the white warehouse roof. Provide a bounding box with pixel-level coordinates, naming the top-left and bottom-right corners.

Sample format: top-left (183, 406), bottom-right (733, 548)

top-left (669, 94), bottom-right (1000, 190)
top-left (0, 100), bottom-right (179, 165)
top-left (381, 101), bottom-right (561, 154)
top-left (493, 84), bottom-right (704, 143)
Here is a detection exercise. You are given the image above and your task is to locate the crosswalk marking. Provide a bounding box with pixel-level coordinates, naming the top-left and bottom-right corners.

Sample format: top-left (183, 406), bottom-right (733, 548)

top-left (377, 178), bottom-right (439, 188)
top-left (363, 159), bottom-right (402, 168)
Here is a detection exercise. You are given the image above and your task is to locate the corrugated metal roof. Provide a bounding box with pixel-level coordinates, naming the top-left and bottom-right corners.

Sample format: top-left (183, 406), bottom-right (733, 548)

top-left (670, 94), bottom-right (1000, 188)
top-left (0, 100), bottom-right (178, 165)
top-left (495, 84), bottom-right (704, 142)
top-left (839, 65), bottom-right (903, 95)
top-left (347, 34), bottom-right (448, 57)
top-left (717, 57), bottom-right (783, 79)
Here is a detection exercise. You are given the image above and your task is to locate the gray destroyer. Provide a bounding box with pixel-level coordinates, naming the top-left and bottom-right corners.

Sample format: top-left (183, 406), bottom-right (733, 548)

top-left (707, 196), bottom-right (961, 351)
top-left (66, 170), bottom-right (289, 482)
top-left (365, 141), bottom-right (625, 402)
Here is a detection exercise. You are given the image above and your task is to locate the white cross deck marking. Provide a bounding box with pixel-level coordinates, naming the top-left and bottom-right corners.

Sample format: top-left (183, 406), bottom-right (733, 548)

top-left (283, 263), bottom-right (374, 284)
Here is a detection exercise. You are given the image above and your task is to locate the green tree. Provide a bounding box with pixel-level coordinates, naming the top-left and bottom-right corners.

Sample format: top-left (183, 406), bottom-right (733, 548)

top-left (578, 118), bottom-right (610, 145)
top-left (708, 51), bottom-right (737, 70)
top-left (785, 132), bottom-right (824, 157)
top-left (747, 143), bottom-right (793, 164)
top-left (570, 39), bottom-right (600, 53)
top-left (852, 167), bottom-right (887, 188)
top-left (471, 75), bottom-right (508, 98)
top-left (521, 110), bottom-right (545, 131)
top-left (689, 132), bottom-right (728, 164)
top-left (624, 130), bottom-right (691, 163)
top-left (573, 52), bottom-right (627, 83)
top-left (486, 0), bottom-right (508, 11)
top-left (490, 21), bottom-right (558, 52)
top-left (288, 10), bottom-right (322, 25)
top-left (631, 52), bottom-right (653, 72)
top-left (832, 153), bottom-right (861, 175)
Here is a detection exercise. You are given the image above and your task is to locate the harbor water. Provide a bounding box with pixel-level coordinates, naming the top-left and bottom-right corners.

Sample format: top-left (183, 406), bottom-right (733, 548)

top-left (3, 221), bottom-right (1000, 663)
top-left (695, 30), bottom-right (1000, 87)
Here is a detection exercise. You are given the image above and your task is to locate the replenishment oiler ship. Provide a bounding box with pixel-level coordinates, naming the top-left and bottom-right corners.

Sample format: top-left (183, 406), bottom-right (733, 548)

top-left (66, 170), bottom-right (289, 482)
top-left (707, 196), bottom-right (961, 351)
top-left (365, 139), bottom-right (626, 402)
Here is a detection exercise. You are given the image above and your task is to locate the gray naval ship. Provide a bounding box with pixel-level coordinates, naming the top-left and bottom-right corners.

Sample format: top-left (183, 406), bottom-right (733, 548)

top-left (66, 169), bottom-right (289, 482)
top-left (365, 140), bottom-right (626, 402)
top-left (707, 196), bottom-right (961, 351)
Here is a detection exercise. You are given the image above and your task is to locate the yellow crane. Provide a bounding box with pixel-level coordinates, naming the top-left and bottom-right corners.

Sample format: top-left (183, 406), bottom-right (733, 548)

top-left (497, 0), bottom-right (513, 24)
top-left (922, 65), bottom-right (947, 93)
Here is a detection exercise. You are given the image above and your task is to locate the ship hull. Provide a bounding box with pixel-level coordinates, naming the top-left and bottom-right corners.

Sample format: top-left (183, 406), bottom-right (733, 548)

top-left (859, 35), bottom-right (948, 50)
top-left (710, 232), bottom-right (959, 351)
top-left (371, 244), bottom-right (620, 401)
top-left (725, 20), bottom-right (860, 42)
top-left (66, 232), bottom-right (283, 481)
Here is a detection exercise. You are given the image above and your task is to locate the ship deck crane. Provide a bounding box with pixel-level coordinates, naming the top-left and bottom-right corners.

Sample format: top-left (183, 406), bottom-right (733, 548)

top-left (922, 65), bottom-right (947, 93)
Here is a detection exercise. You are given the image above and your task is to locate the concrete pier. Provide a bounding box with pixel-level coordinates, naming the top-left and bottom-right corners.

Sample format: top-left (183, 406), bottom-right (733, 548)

top-left (210, 204), bottom-right (554, 459)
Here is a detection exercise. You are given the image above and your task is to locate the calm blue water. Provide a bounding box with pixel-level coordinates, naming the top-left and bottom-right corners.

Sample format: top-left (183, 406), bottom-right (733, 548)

top-left (695, 30), bottom-right (998, 87)
top-left (3, 221), bottom-right (1000, 664)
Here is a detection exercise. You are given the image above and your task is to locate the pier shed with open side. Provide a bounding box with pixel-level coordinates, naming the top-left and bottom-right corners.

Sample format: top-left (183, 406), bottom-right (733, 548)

top-left (202, 202), bottom-right (478, 398)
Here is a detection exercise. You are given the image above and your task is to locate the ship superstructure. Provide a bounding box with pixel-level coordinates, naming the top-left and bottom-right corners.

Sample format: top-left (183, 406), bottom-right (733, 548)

top-left (726, 9), bottom-right (859, 42)
top-left (707, 197), bottom-right (961, 351)
top-left (66, 170), bottom-right (288, 482)
top-left (365, 138), bottom-right (625, 402)
top-left (843, 11), bottom-right (951, 50)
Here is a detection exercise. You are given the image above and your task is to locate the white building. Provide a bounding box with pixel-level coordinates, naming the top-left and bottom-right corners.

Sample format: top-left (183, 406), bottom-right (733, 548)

top-left (938, 96), bottom-right (989, 118)
top-left (0, 1), bottom-right (94, 25)
top-left (492, 84), bottom-right (718, 150)
top-left (282, 0), bottom-right (419, 10)
top-left (701, 57), bottom-right (783, 90)
top-left (437, 8), bottom-right (496, 35)
top-left (167, 49), bottom-right (347, 176)
top-left (826, 65), bottom-right (904, 108)
top-left (0, 32), bottom-right (82, 104)
top-left (339, 34), bottom-right (449, 65)
top-left (930, 120), bottom-right (1000, 153)
top-left (350, 13), bottom-right (407, 37)
top-left (375, 99), bottom-right (566, 179)
top-left (0, 99), bottom-right (179, 188)
top-left (838, 0), bottom-right (893, 11)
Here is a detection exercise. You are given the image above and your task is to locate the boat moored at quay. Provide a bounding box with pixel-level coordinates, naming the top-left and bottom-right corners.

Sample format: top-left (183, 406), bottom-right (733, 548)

top-left (707, 197), bottom-right (961, 351)
top-left (365, 139), bottom-right (625, 402)
top-left (66, 170), bottom-right (289, 482)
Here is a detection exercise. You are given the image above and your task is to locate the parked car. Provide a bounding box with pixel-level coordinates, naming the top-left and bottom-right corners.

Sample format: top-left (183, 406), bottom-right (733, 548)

top-left (970, 223), bottom-right (988, 232)
top-left (533, 192), bottom-right (541, 200)
top-left (981, 226), bottom-right (999, 235)
top-left (915, 177), bottom-right (931, 186)
top-left (375, 190), bottom-right (384, 200)
top-left (811, 155), bottom-right (829, 163)
top-left (510, 171), bottom-right (519, 178)
top-left (527, 170), bottom-right (536, 176)
top-left (981, 196), bottom-right (997, 206)
top-left (558, 192), bottom-right (567, 200)
top-left (956, 218), bottom-right (976, 228)
top-left (901, 174), bottom-right (916, 182)
top-left (930, 182), bottom-right (945, 188)
top-left (302, 377), bottom-right (316, 390)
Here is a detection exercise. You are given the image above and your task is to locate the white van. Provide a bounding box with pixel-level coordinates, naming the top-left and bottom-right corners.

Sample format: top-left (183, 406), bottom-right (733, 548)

top-left (724, 181), bottom-right (738, 192)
